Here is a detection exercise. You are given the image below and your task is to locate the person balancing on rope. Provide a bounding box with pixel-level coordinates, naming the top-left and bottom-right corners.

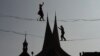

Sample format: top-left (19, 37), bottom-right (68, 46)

top-left (38, 2), bottom-right (44, 21)
top-left (58, 25), bottom-right (66, 41)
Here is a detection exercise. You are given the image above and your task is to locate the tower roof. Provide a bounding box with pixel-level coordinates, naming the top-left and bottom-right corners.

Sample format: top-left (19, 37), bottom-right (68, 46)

top-left (53, 13), bottom-right (60, 47)
top-left (42, 14), bottom-right (53, 50)
top-left (36, 13), bottom-right (70, 56)
top-left (23, 34), bottom-right (28, 45)
top-left (19, 33), bottom-right (30, 56)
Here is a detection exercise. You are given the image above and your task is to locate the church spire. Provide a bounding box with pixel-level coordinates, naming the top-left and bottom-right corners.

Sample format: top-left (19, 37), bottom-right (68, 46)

top-left (43, 14), bottom-right (53, 50)
top-left (19, 33), bottom-right (30, 56)
top-left (53, 12), bottom-right (60, 47)
top-left (36, 13), bottom-right (70, 56)
top-left (23, 33), bottom-right (27, 45)
top-left (23, 33), bottom-right (28, 52)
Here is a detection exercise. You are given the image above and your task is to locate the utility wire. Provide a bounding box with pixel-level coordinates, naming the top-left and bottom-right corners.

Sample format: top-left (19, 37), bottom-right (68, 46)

top-left (0, 29), bottom-right (100, 41)
top-left (0, 15), bottom-right (100, 41)
top-left (0, 29), bottom-right (43, 38)
top-left (1, 15), bottom-right (100, 22)
top-left (57, 19), bottom-right (100, 22)
top-left (0, 15), bottom-right (37, 21)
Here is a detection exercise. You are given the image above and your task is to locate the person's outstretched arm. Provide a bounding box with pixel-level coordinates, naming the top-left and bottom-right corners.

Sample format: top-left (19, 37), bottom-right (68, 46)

top-left (58, 27), bottom-right (61, 30)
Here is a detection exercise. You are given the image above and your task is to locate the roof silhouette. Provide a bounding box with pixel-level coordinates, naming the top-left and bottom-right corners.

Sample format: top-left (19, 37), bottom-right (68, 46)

top-left (36, 14), bottom-right (70, 56)
top-left (80, 52), bottom-right (100, 56)
top-left (19, 34), bottom-right (30, 56)
top-left (53, 13), bottom-right (60, 47)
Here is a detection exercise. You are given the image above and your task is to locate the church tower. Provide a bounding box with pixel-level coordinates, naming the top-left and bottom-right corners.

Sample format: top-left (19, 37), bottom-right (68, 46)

top-left (36, 14), bottom-right (53, 56)
top-left (36, 14), bottom-right (70, 56)
top-left (51, 13), bottom-right (70, 56)
top-left (19, 34), bottom-right (30, 56)
top-left (52, 13), bottom-right (60, 48)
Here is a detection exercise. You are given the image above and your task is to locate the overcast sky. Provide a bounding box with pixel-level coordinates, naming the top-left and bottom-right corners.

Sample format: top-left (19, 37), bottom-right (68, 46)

top-left (1, 0), bottom-right (100, 56)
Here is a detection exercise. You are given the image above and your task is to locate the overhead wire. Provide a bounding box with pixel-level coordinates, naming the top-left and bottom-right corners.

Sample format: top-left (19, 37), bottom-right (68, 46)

top-left (1, 15), bottom-right (100, 22)
top-left (0, 29), bottom-right (100, 41)
top-left (0, 29), bottom-right (43, 38)
top-left (0, 15), bottom-right (37, 21)
top-left (0, 15), bottom-right (100, 41)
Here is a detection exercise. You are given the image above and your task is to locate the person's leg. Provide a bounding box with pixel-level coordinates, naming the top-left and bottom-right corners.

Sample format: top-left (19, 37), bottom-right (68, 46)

top-left (39, 15), bottom-right (41, 21)
top-left (61, 35), bottom-right (63, 41)
top-left (63, 37), bottom-right (66, 41)
top-left (40, 17), bottom-right (42, 21)
top-left (42, 16), bottom-right (44, 21)
top-left (62, 33), bottom-right (66, 41)
top-left (42, 17), bottom-right (44, 21)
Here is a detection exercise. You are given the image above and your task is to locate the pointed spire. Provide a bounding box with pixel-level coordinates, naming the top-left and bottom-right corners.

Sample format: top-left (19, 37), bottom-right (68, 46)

top-left (47, 13), bottom-right (49, 23)
top-left (54, 11), bottom-right (57, 27)
top-left (53, 12), bottom-right (60, 47)
top-left (23, 33), bottom-right (28, 45)
top-left (46, 13), bottom-right (50, 30)
top-left (42, 14), bottom-right (53, 50)
top-left (24, 33), bottom-right (27, 43)
top-left (55, 11), bottom-right (57, 21)
top-left (19, 33), bottom-right (30, 56)
top-left (36, 13), bottom-right (70, 56)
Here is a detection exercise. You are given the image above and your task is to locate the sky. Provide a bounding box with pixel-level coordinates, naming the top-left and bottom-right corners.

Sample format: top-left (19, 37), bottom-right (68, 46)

top-left (1, 0), bottom-right (100, 56)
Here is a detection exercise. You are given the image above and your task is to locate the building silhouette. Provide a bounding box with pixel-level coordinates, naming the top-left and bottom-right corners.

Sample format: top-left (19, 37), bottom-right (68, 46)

top-left (19, 34), bottom-right (30, 56)
top-left (80, 52), bottom-right (100, 56)
top-left (36, 14), bottom-right (70, 56)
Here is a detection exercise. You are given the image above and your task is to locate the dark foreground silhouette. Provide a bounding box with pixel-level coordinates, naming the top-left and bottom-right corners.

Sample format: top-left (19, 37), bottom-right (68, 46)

top-left (18, 14), bottom-right (100, 56)
top-left (19, 34), bottom-right (30, 56)
top-left (80, 52), bottom-right (100, 56)
top-left (36, 14), bottom-right (70, 56)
